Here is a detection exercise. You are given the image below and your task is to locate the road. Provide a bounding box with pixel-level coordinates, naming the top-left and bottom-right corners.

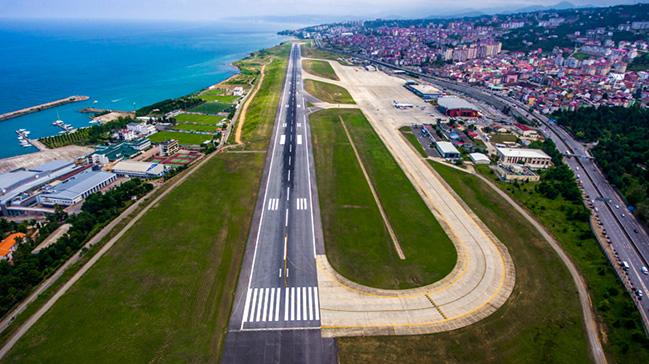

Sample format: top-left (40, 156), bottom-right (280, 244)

top-left (414, 72), bottom-right (649, 329)
top-left (222, 44), bottom-right (336, 363)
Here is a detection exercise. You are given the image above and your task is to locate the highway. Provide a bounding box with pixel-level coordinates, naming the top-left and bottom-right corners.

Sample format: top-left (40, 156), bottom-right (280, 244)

top-left (421, 75), bottom-right (649, 328)
top-left (222, 44), bottom-right (335, 363)
top-left (317, 41), bottom-right (649, 330)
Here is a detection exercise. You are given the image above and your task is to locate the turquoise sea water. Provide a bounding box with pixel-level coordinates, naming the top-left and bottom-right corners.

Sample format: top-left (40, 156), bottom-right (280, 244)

top-left (0, 19), bottom-right (290, 159)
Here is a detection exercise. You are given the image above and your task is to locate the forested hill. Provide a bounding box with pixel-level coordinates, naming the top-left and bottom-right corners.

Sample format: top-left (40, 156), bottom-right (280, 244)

top-left (554, 106), bottom-right (649, 223)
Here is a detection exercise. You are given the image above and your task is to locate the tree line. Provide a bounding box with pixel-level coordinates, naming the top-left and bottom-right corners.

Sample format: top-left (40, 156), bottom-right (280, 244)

top-left (554, 106), bottom-right (649, 224)
top-left (0, 179), bottom-right (153, 318)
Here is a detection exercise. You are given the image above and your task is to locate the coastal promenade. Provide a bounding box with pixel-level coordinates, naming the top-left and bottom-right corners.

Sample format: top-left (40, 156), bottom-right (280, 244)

top-left (0, 96), bottom-right (89, 121)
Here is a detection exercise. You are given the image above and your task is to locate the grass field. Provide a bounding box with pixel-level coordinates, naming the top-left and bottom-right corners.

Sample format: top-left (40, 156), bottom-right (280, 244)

top-left (199, 90), bottom-right (239, 104)
top-left (337, 161), bottom-right (591, 363)
top-left (173, 124), bottom-right (218, 133)
top-left (399, 127), bottom-right (427, 158)
top-left (189, 102), bottom-right (233, 115)
top-left (489, 133), bottom-right (518, 144)
top-left (477, 166), bottom-right (649, 362)
top-left (311, 108), bottom-right (455, 289)
top-left (3, 43), bottom-right (291, 364)
top-left (149, 131), bottom-right (212, 145)
top-left (240, 43), bottom-right (291, 150)
top-left (304, 79), bottom-right (355, 105)
top-left (175, 113), bottom-right (222, 125)
top-left (302, 59), bottom-right (339, 80)
top-left (300, 41), bottom-right (341, 60)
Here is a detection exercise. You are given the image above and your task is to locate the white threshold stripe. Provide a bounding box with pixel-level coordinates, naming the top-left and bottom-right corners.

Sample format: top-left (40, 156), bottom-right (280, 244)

top-left (297, 134), bottom-right (303, 145)
top-left (242, 289), bottom-right (252, 323)
top-left (275, 289), bottom-right (281, 321)
top-left (291, 287), bottom-right (295, 321)
top-left (268, 288), bottom-right (275, 322)
top-left (296, 286), bottom-right (301, 321)
top-left (280, 135), bottom-right (286, 145)
top-left (255, 288), bottom-right (263, 322)
top-left (284, 288), bottom-right (290, 321)
top-left (314, 287), bottom-right (320, 320)
top-left (308, 287), bottom-right (313, 320)
top-left (302, 287), bottom-right (307, 320)
top-left (262, 288), bottom-right (269, 322)
top-left (249, 289), bottom-right (258, 324)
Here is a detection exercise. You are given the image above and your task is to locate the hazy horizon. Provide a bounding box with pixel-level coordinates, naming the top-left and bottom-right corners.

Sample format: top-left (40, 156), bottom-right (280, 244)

top-left (0, 0), bottom-right (641, 22)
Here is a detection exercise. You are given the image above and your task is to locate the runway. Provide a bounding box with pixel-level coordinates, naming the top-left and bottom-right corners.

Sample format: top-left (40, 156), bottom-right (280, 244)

top-left (222, 43), bottom-right (334, 363)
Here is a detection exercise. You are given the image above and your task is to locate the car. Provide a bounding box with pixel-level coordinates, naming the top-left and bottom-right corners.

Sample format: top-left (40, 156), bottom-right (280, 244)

top-left (634, 228), bottom-right (639, 233)
top-left (615, 204), bottom-right (620, 209)
top-left (622, 261), bottom-right (630, 271)
top-left (641, 266), bottom-right (648, 275)
top-left (622, 214), bottom-right (626, 218)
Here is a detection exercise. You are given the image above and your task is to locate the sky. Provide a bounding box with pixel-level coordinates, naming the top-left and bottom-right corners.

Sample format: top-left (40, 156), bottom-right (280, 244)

top-left (0, 0), bottom-right (638, 21)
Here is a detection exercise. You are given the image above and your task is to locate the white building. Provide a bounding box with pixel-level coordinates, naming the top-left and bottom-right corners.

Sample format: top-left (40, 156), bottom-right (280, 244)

top-left (496, 147), bottom-right (552, 169)
top-left (469, 153), bottom-right (490, 165)
top-left (38, 170), bottom-right (117, 206)
top-left (436, 141), bottom-right (461, 161)
top-left (111, 160), bottom-right (166, 178)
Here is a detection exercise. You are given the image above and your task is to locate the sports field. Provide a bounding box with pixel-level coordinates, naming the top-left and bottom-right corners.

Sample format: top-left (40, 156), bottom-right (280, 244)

top-left (310, 108), bottom-right (456, 289)
top-left (304, 79), bottom-right (355, 105)
top-left (175, 113), bottom-right (222, 125)
top-left (336, 161), bottom-right (590, 363)
top-left (173, 124), bottom-right (218, 133)
top-left (149, 131), bottom-right (212, 145)
top-left (189, 102), bottom-right (233, 115)
top-left (2, 42), bottom-right (290, 363)
top-left (199, 90), bottom-right (239, 103)
top-left (302, 59), bottom-right (339, 80)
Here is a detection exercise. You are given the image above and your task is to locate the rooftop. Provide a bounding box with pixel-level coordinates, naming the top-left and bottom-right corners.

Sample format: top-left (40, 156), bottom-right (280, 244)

top-left (497, 147), bottom-right (551, 159)
top-left (112, 160), bottom-right (164, 175)
top-left (438, 96), bottom-right (480, 111)
top-left (436, 141), bottom-right (461, 155)
top-left (0, 232), bottom-right (25, 257)
top-left (40, 170), bottom-right (116, 201)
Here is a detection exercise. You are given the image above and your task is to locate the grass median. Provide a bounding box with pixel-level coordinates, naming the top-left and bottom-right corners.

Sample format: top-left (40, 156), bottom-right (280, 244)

top-left (3, 43), bottom-right (290, 364)
top-left (304, 79), bottom-right (355, 105)
top-left (337, 161), bottom-right (590, 363)
top-left (310, 108), bottom-right (455, 289)
top-left (302, 59), bottom-right (339, 80)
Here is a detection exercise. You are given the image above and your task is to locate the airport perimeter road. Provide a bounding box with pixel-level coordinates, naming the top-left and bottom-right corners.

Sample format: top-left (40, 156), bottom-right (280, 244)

top-left (313, 60), bottom-right (514, 338)
top-left (222, 44), bottom-right (335, 363)
top-left (423, 78), bottom-right (649, 328)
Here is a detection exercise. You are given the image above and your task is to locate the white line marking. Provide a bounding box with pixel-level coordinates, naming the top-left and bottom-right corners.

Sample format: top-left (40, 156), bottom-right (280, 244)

top-left (262, 288), bottom-right (269, 322)
top-left (286, 187), bottom-right (290, 201)
top-left (283, 123), bottom-right (286, 127)
top-left (255, 288), bottom-right (263, 322)
top-left (289, 144), bottom-right (292, 153)
top-left (291, 287), bottom-right (295, 321)
top-left (249, 288), bottom-right (258, 323)
top-left (275, 288), bottom-right (281, 321)
top-left (242, 289), bottom-right (252, 323)
top-left (297, 135), bottom-right (303, 145)
top-left (280, 135), bottom-right (286, 145)
top-left (302, 287), bottom-right (307, 320)
top-left (308, 287), bottom-right (313, 320)
top-left (285, 209), bottom-right (289, 227)
top-left (268, 288), bottom-right (275, 321)
top-left (297, 123), bottom-right (301, 128)
top-left (304, 111), bottom-right (318, 257)
top-left (279, 268), bottom-right (281, 278)
top-left (284, 288), bottom-right (289, 321)
top-left (314, 287), bottom-right (320, 320)
top-left (296, 286), bottom-right (301, 321)
top-left (288, 156), bottom-right (291, 166)
top-left (288, 170), bottom-right (291, 182)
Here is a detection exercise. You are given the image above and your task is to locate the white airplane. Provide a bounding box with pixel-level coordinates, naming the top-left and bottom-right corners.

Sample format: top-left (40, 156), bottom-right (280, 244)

top-left (393, 100), bottom-right (414, 109)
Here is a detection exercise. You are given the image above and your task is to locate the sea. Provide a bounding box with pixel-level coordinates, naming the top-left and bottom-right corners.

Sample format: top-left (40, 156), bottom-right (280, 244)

top-left (0, 19), bottom-right (292, 159)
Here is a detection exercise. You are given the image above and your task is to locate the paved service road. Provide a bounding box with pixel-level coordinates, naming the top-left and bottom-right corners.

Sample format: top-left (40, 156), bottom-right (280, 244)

top-left (222, 44), bottom-right (335, 363)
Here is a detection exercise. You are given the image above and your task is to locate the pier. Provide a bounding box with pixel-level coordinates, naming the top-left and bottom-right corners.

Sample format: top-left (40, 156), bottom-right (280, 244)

top-left (0, 96), bottom-right (89, 121)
